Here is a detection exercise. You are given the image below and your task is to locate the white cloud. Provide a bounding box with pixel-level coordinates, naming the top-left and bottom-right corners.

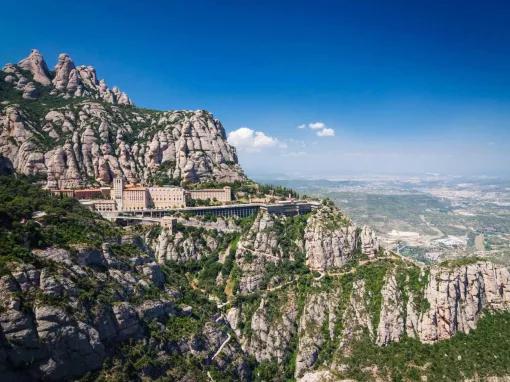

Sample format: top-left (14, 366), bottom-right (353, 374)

top-left (316, 128), bottom-right (335, 137)
top-left (297, 121), bottom-right (336, 137)
top-left (228, 127), bottom-right (279, 152)
top-left (308, 121), bottom-right (326, 130)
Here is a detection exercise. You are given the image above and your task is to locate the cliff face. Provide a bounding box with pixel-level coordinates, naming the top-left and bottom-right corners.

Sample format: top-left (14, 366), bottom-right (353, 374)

top-left (304, 204), bottom-right (380, 271)
top-left (217, 206), bottom-right (510, 380)
top-left (0, 243), bottom-right (251, 381)
top-left (407, 261), bottom-right (510, 343)
top-left (0, 50), bottom-right (245, 186)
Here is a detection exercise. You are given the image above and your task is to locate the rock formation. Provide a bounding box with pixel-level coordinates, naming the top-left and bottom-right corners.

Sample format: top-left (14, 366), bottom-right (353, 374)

top-left (0, 239), bottom-right (250, 381)
top-left (17, 49), bottom-right (52, 86)
top-left (9, 49), bottom-right (131, 105)
top-left (304, 204), bottom-right (380, 271)
top-left (234, 211), bottom-right (284, 293)
top-left (0, 50), bottom-right (245, 186)
top-left (148, 224), bottom-right (225, 263)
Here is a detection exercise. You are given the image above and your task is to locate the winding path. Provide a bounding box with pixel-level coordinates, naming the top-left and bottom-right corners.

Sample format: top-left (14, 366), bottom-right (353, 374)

top-left (211, 333), bottom-right (232, 361)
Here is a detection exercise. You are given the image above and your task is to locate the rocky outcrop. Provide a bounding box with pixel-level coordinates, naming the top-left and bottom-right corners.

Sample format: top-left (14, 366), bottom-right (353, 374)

top-left (295, 291), bottom-right (339, 378)
top-left (359, 225), bottom-right (380, 258)
top-left (17, 49), bottom-right (51, 86)
top-left (241, 293), bottom-right (299, 363)
top-left (0, 103), bottom-right (244, 186)
top-left (376, 271), bottom-right (405, 345)
top-left (49, 52), bottom-right (132, 105)
top-left (411, 262), bottom-right (510, 343)
top-left (234, 212), bottom-right (283, 293)
top-left (6, 49), bottom-right (131, 105)
top-left (1, 50), bottom-right (245, 186)
top-left (148, 224), bottom-right (223, 263)
top-left (304, 205), bottom-right (380, 271)
top-left (339, 279), bottom-right (374, 351)
top-left (0, 244), bottom-right (177, 377)
top-left (0, 106), bottom-right (46, 177)
top-left (0, 237), bottom-right (250, 380)
top-left (355, 261), bottom-right (510, 346)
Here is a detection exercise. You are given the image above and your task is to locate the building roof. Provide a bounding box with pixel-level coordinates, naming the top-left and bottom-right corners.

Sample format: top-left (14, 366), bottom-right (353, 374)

top-left (148, 186), bottom-right (184, 190)
top-left (190, 188), bottom-right (229, 192)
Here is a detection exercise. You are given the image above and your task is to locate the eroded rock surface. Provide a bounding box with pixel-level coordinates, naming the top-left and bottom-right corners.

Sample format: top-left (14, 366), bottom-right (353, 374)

top-left (1, 50), bottom-right (245, 186)
top-left (304, 205), bottom-right (380, 271)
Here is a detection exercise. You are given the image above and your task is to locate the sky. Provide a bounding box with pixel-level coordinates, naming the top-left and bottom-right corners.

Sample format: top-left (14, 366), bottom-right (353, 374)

top-left (1, 0), bottom-right (510, 178)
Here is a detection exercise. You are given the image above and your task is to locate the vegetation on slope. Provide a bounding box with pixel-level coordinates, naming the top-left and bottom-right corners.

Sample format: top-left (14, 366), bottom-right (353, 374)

top-left (2, 174), bottom-right (510, 381)
top-left (337, 311), bottom-right (510, 381)
top-left (0, 175), bottom-right (119, 273)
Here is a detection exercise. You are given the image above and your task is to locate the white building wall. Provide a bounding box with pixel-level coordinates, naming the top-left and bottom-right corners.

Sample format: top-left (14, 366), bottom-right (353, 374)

top-left (148, 187), bottom-right (187, 209)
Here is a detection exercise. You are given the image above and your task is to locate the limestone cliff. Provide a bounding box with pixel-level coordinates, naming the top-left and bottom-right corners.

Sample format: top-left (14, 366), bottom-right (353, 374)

top-left (304, 203), bottom-right (380, 271)
top-left (216, 206), bottom-right (510, 380)
top-left (0, 50), bottom-right (245, 186)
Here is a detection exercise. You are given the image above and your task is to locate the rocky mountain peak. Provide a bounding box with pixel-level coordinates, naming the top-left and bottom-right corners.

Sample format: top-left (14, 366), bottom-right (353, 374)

top-left (6, 49), bottom-right (133, 106)
top-left (0, 50), bottom-right (246, 186)
top-left (52, 53), bottom-right (76, 91)
top-left (17, 49), bottom-right (52, 86)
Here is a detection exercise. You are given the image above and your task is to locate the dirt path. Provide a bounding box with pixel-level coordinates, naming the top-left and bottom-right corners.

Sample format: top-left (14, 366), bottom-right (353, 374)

top-left (237, 243), bottom-right (281, 261)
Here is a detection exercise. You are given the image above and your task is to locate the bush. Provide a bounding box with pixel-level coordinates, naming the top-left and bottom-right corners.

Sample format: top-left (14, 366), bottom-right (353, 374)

top-left (0, 175), bottom-right (120, 267)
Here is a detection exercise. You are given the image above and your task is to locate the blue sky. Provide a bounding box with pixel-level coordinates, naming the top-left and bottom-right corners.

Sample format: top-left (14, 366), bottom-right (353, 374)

top-left (1, 0), bottom-right (510, 177)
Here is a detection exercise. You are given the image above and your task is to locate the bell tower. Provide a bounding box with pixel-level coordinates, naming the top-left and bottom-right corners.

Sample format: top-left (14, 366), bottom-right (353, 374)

top-left (112, 176), bottom-right (124, 210)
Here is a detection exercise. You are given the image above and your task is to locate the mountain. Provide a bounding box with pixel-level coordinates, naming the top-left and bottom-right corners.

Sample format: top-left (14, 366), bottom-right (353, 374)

top-left (0, 50), bottom-right (245, 187)
top-left (1, 50), bottom-right (510, 382)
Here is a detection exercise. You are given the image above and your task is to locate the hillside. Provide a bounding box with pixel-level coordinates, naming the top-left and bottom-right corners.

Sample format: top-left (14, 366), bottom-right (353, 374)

top-left (1, 176), bottom-right (510, 381)
top-left (0, 50), bottom-right (245, 187)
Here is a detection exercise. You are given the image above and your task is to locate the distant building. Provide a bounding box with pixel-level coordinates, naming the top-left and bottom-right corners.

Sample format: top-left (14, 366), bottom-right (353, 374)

top-left (50, 189), bottom-right (75, 198)
top-left (122, 186), bottom-right (148, 211)
top-left (93, 199), bottom-right (116, 212)
top-left (74, 188), bottom-right (103, 199)
top-left (112, 177), bottom-right (125, 210)
top-left (53, 176), bottom-right (235, 212)
top-left (148, 186), bottom-right (187, 209)
top-left (189, 186), bottom-right (231, 203)
top-left (51, 187), bottom-right (112, 200)
top-left (110, 177), bottom-right (189, 211)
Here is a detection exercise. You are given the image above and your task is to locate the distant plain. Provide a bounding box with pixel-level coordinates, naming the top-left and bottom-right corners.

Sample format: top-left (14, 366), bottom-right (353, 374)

top-left (256, 175), bottom-right (510, 264)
